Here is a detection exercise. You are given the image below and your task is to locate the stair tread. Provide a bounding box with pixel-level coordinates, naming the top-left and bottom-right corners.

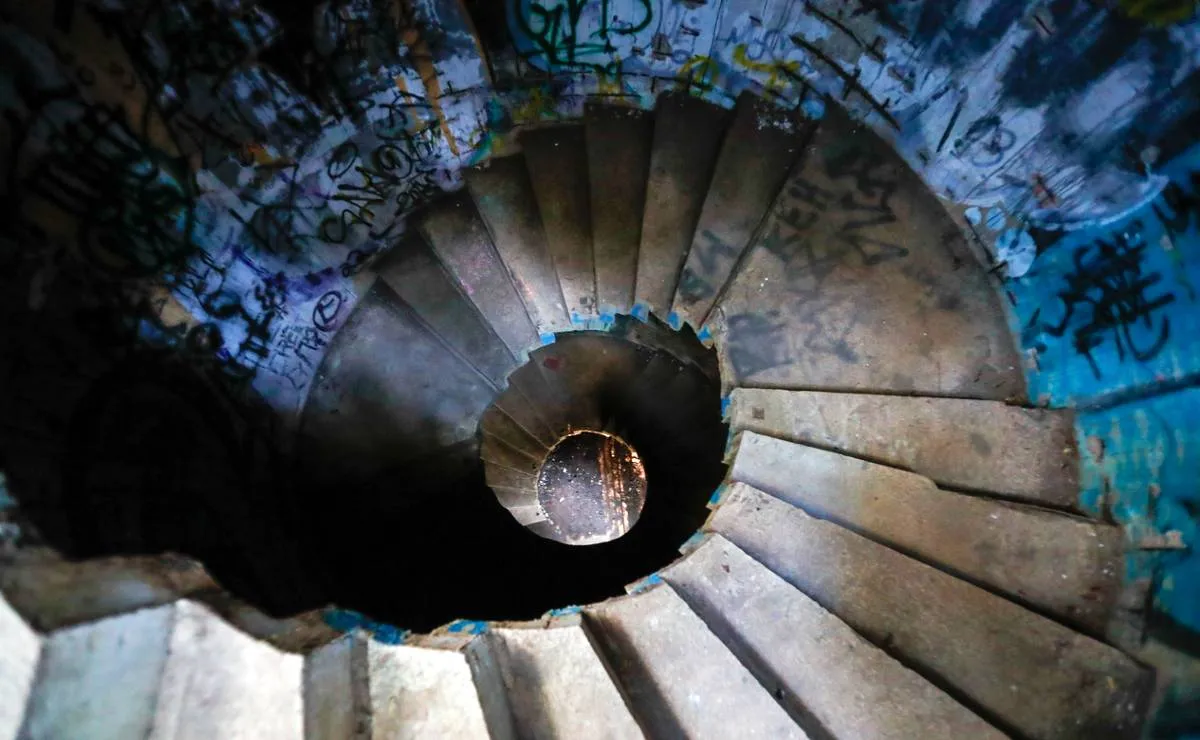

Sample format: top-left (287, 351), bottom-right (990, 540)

top-left (531, 334), bottom-right (655, 432)
top-left (585, 584), bottom-right (805, 738)
top-left (466, 156), bottom-right (572, 335)
top-left (670, 92), bottom-right (812, 328)
top-left (729, 431), bottom-right (1122, 634)
top-left (489, 621), bottom-right (643, 738)
top-left (0, 592), bottom-right (39, 740)
top-left (508, 503), bottom-right (549, 526)
top-left (374, 231), bottom-right (518, 386)
top-left (488, 485), bottom-right (539, 509)
top-left (610, 314), bottom-right (720, 382)
top-left (506, 361), bottom-right (575, 442)
top-left (419, 193), bottom-right (539, 358)
top-left (480, 406), bottom-right (551, 462)
top-left (23, 601), bottom-right (302, 740)
top-left (485, 464), bottom-right (540, 492)
top-left (481, 433), bottom-right (541, 476)
top-left (493, 382), bottom-right (560, 448)
top-left (300, 283), bottom-right (494, 486)
top-left (709, 103), bottom-right (1024, 399)
top-left (662, 534), bottom-right (1002, 740)
top-left (709, 483), bottom-right (1152, 740)
top-left (0, 552), bottom-right (213, 632)
top-left (368, 641), bottom-right (494, 739)
top-left (522, 125), bottom-right (597, 323)
top-left (728, 389), bottom-right (1080, 510)
top-left (635, 92), bottom-right (733, 317)
top-left (586, 103), bottom-right (654, 317)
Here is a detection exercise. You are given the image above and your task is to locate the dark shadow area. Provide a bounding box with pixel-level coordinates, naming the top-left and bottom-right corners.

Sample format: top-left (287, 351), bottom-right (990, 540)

top-left (286, 316), bottom-right (727, 631)
top-left (1, 276), bottom-right (726, 631)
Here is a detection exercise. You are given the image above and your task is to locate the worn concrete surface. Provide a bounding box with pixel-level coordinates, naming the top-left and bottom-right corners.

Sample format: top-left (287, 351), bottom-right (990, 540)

top-left (367, 642), bottom-right (493, 740)
top-left (22, 604), bottom-right (175, 740)
top-left (481, 433), bottom-right (541, 477)
top-left (610, 314), bottom-right (720, 382)
top-left (710, 105), bottom-right (1025, 399)
top-left (466, 155), bottom-right (572, 335)
top-left (531, 334), bottom-right (654, 431)
top-left (586, 104), bottom-right (653, 316)
top-left (481, 404), bottom-right (550, 462)
top-left (709, 483), bottom-right (1153, 740)
top-left (303, 635), bottom-right (360, 740)
top-left (729, 431), bottom-right (1123, 634)
top-left (0, 552), bottom-right (212, 632)
top-left (419, 193), bottom-right (539, 358)
top-left (0, 592), bottom-right (39, 740)
top-left (489, 621), bottom-right (643, 739)
top-left (21, 601), bottom-right (302, 740)
top-left (585, 585), bottom-right (805, 738)
top-left (521, 125), bottom-right (598, 322)
top-left (374, 231), bottom-right (517, 387)
top-left (729, 388), bottom-right (1080, 509)
top-left (494, 376), bottom-right (561, 447)
top-left (671, 92), bottom-right (811, 329)
top-left (300, 283), bottom-right (494, 486)
top-left (153, 601), bottom-right (303, 740)
top-left (505, 360), bottom-right (574, 443)
top-left (635, 93), bottom-right (732, 318)
top-left (663, 535), bottom-right (1002, 740)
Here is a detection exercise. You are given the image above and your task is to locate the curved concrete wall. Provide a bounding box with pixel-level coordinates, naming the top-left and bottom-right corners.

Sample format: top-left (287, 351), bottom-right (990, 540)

top-left (0, 0), bottom-right (1198, 694)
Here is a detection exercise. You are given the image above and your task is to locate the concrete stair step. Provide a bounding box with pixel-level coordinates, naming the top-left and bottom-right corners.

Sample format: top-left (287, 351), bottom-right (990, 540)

top-left (585, 103), bottom-right (654, 318)
top-left (21, 600), bottom-right (302, 740)
top-left (508, 503), bottom-right (549, 526)
top-left (708, 483), bottom-right (1153, 739)
top-left (487, 617), bottom-right (644, 738)
top-left (480, 433), bottom-right (541, 477)
top-left (484, 464), bottom-right (539, 493)
top-left (1, 592), bottom-right (39, 739)
top-left (584, 584), bottom-right (805, 738)
top-left (480, 405), bottom-right (551, 463)
top-left (530, 334), bottom-right (653, 432)
top-left (466, 155), bottom-right (572, 335)
top-left (635, 92), bottom-right (733, 319)
top-left (306, 634), bottom-right (509, 739)
top-left (670, 92), bottom-right (813, 329)
top-left (727, 389), bottom-right (1080, 510)
top-left (419, 193), bottom-right (539, 359)
top-left (521, 125), bottom-right (597, 324)
top-left (707, 102), bottom-right (1023, 398)
top-left (374, 231), bottom-right (517, 388)
top-left (488, 485), bottom-right (539, 509)
top-left (0, 551), bottom-right (213, 632)
top-left (0, 552), bottom-right (337, 654)
top-left (302, 285), bottom-right (494, 486)
top-left (493, 380), bottom-right (560, 448)
top-left (609, 314), bottom-right (720, 382)
top-left (504, 362), bottom-right (573, 443)
top-left (662, 534), bottom-right (1002, 740)
top-left (729, 431), bottom-right (1123, 635)
top-left (299, 283), bottom-right (494, 486)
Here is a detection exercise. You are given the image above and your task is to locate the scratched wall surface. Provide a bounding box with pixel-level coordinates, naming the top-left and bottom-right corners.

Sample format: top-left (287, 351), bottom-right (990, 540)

top-left (0, 0), bottom-right (492, 430)
top-left (2, 0), bottom-right (1200, 649)
top-left (496, 0), bottom-right (1200, 270)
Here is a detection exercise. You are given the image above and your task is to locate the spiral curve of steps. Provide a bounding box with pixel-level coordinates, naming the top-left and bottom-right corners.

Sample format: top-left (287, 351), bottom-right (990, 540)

top-left (1, 90), bottom-right (1157, 739)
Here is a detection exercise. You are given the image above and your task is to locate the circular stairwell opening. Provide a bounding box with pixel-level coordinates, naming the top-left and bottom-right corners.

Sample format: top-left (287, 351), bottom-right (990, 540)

top-left (536, 430), bottom-right (647, 546)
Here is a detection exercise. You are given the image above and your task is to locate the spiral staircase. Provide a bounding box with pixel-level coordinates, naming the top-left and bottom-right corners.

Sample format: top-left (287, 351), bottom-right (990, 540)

top-left (1, 89), bottom-right (1161, 739)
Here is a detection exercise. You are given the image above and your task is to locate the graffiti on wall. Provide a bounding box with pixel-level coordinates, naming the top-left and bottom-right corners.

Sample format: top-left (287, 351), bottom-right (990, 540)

top-left (497, 0), bottom-right (1200, 264)
top-left (0, 0), bottom-right (494, 426)
top-left (1010, 144), bottom-right (1200, 406)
